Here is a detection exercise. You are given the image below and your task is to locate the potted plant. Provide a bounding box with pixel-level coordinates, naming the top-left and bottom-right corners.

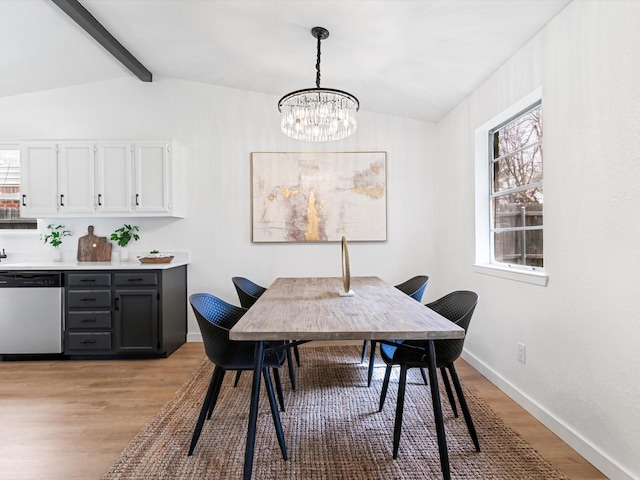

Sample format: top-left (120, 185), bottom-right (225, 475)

top-left (110, 224), bottom-right (140, 262)
top-left (43, 224), bottom-right (71, 261)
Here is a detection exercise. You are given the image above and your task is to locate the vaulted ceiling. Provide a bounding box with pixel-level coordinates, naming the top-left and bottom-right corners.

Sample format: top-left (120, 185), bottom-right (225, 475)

top-left (0, 0), bottom-right (570, 122)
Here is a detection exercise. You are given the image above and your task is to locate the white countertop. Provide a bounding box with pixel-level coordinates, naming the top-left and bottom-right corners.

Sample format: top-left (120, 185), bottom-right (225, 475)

top-left (0, 252), bottom-right (190, 271)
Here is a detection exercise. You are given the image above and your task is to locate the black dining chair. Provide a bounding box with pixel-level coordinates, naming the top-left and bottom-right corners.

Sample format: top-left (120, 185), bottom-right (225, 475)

top-left (378, 290), bottom-right (480, 459)
top-left (232, 276), bottom-right (300, 389)
top-left (188, 293), bottom-right (288, 459)
top-left (362, 275), bottom-right (429, 387)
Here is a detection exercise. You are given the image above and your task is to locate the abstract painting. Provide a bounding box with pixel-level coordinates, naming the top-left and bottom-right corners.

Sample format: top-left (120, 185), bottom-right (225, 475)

top-left (251, 151), bottom-right (387, 242)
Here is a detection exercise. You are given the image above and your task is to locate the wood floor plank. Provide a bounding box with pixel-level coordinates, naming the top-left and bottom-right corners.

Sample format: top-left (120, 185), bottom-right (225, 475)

top-left (0, 342), bottom-right (605, 480)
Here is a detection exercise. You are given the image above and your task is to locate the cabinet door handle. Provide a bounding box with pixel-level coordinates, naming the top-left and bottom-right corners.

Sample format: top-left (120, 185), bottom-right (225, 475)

top-left (115, 298), bottom-right (120, 310)
top-left (22, 194), bottom-right (27, 206)
top-left (60, 194), bottom-right (65, 206)
top-left (135, 194), bottom-right (140, 206)
top-left (98, 194), bottom-right (102, 206)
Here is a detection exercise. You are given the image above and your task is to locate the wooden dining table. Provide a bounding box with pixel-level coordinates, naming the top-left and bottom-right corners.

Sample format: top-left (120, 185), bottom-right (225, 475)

top-left (229, 276), bottom-right (465, 480)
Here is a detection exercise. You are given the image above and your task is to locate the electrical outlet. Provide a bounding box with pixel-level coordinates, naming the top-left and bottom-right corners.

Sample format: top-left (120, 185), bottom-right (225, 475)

top-left (517, 342), bottom-right (526, 364)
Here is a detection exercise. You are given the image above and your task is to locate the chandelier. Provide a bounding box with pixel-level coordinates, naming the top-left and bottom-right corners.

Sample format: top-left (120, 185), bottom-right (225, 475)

top-left (278, 27), bottom-right (359, 142)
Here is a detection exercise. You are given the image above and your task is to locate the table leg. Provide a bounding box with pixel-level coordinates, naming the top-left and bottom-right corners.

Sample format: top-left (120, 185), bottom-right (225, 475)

top-left (243, 340), bottom-right (265, 480)
top-left (425, 340), bottom-right (450, 480)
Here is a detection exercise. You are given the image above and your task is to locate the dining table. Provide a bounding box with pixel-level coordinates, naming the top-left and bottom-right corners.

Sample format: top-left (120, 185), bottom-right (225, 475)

top-left (229, 276), bottom-right (465, 480)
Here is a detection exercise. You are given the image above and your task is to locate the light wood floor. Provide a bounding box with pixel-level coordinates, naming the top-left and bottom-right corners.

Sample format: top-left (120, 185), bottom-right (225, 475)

top-left (0, 342), bottom-right (605, 480)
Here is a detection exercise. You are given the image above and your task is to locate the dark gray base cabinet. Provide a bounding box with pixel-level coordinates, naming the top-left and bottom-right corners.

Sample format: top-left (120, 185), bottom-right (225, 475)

top-left (64, 265), bottom-right (186, 357)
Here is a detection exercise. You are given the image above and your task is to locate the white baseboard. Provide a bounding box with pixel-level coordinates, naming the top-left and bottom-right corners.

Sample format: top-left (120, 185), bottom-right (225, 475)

top-left (186, 332), bottom-right (202, 343)
top-left (461, 349), bottom-right (633, 480)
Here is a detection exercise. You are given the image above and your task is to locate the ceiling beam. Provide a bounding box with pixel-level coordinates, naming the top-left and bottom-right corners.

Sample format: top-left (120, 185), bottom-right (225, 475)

top-left (51, 0), bottom-right (152, 82)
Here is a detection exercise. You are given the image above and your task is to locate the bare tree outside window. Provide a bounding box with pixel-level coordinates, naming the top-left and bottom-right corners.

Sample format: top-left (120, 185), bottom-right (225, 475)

top-left (490, 103), bottom-right (543, 267)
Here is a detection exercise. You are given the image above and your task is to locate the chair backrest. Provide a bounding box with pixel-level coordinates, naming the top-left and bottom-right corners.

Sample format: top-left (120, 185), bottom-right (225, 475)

top-left (395, 275), bottom-right (429, 302)
top-left (426, 290), bottom-right (478, 365)
top-left (232, 276), bottom-right (267, 309)
top-left (189, 293), bottom-right (250, 368)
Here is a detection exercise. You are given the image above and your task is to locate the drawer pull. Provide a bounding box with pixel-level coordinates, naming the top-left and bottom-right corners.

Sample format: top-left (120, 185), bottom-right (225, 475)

top-left (80, 318), bottom-right (96, 323)
top-left (80, 279), bottom-right (96, 283)
top-left (128, 278), bottom-right (143, 282)
top-left (80, 339), bottom-right (97, 344)
top-left (81, 298), bottom-right (96, 302)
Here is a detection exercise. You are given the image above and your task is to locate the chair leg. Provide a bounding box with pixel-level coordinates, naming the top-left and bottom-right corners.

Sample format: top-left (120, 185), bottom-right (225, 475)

top-left (189, 366), bottom-right (224, 456)
top-left (272, 367), bottom-right (286, 412)
top-left (379, 364), bottom-right (393, 412)
top-left (419, 368), bottom-right (429, 385)
top-left (448, 363), bottom-right (480, 452)
top-left (285, 344), bottom-right (296, 391)
top-left (233, 370), bottom-right (242, 387)
top-left (367, 340), bottom-right (377, 387)
top-left (392, 364), bottom-right (408, 459)
top-left (360, 340), bottom-right (368, 363)
top-left (206, 368), bottom-right (226, 419)
top-left (262, 367), bottom-right (288, 460)
top-left (440, 366), bottom-right (458, 417)
top-left (293, 342), bottom-right (301, 366)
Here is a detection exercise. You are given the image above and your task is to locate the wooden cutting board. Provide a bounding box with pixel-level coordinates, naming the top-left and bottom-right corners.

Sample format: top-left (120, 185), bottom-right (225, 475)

top-left (77, 225), bottom-right (112, 262)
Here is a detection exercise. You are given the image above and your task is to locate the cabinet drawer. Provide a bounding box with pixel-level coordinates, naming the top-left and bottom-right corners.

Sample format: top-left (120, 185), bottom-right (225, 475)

top-left (68, 311), bottom-right (111, 330)
top-left (68, 290), bottom-right (112, 309)
top-left (67, 332), bottom-right (112, 351)
top-left (115, 273), bottom-right (158, 287)
top-left (67, 273), bottom-right (112, 287)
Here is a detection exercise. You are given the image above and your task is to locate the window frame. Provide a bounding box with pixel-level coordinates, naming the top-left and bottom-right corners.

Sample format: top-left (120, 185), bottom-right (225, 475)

top-left (489, 100), bottom-right (543, 268)
top-left (473, 88), bottom-right (548, 286)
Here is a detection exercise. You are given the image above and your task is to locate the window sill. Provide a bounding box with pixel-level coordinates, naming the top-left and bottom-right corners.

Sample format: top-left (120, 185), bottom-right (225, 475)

top-left (473, 264), bottom-right (548, 286)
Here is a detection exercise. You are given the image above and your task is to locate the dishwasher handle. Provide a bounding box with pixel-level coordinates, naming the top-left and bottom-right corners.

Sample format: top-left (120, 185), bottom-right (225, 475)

top-left (0, 272), bottom-right (62, 287)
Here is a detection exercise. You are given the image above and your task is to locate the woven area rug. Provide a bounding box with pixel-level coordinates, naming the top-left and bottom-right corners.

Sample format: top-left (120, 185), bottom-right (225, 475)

top-left (102, 345), bottom-right (568, 479)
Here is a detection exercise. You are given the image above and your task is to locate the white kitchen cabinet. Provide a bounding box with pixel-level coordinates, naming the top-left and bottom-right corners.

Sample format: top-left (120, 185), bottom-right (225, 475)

top-left (20, 142), bottom-right (59, 217)
top-left (19, 140), bottom-right (184, 218)
top-left (133, 142), bottom-right (171, 214)
top-left (21, 142), bottom-right (96, 217)
top-left (57, 142), bottom-right (95, 215)
top-left (95, 143), bottom-right (133, 214)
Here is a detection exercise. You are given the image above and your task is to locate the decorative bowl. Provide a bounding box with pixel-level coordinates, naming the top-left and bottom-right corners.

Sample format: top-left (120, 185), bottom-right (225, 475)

top-left (137, 254), bottom-right (174, 264)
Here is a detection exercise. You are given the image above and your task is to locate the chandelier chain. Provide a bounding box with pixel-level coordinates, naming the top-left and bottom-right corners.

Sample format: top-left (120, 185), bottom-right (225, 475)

top-left (315, 33), bottom-right (322, 88)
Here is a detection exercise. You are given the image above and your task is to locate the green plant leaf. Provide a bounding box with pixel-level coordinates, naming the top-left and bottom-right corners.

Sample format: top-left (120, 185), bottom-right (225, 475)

top-left (111, 225), bottom-right (140, 248)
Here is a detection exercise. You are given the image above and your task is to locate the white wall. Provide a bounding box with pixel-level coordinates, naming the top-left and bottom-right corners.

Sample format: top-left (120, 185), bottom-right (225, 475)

top-left (0, 76), bottom-right (438, 341)
top-left (435, 1), bottom-right (640, 478)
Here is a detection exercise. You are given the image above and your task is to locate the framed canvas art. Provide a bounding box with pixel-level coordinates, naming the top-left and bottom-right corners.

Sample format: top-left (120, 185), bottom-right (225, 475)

top-left (251, 151), bottom-right (387, 242)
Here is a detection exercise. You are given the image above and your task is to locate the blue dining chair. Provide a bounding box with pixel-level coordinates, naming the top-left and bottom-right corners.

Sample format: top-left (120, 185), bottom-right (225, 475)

top-left (188, 293), bottom-right (288, 459)
top-left (362, 275), bottom-right (429, 386)
top-left (378, 290), bottom-right (480, 459)
top-left (232, 276), bottom-right (299, 390)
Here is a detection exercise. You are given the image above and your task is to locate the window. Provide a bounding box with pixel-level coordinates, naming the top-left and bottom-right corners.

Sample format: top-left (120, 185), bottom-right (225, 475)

top-left (474, 88), bottom-right (546, 286)
top-left (489, 102), bottom-right (543, 268)
top-left (0, 147), bottom-right (37, 230)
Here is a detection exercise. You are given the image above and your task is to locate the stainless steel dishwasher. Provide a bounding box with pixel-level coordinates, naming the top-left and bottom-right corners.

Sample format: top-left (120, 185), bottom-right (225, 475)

top-left (0, 271), bottom-right (63, 355)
